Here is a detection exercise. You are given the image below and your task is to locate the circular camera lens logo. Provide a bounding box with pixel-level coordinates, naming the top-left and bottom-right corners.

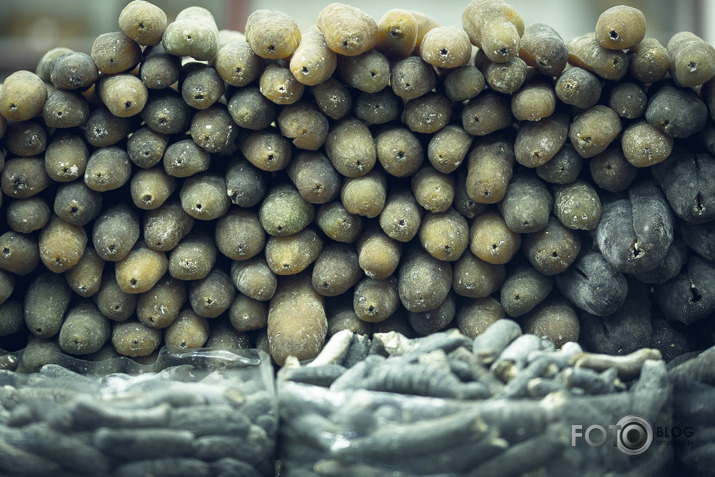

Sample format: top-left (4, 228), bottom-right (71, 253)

top-left (615, 415), bottom-right (653, 456)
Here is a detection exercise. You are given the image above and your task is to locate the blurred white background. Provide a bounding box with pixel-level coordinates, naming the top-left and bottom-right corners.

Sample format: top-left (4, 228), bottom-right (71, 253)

top-left (0, 0), bottom-right (710, 75)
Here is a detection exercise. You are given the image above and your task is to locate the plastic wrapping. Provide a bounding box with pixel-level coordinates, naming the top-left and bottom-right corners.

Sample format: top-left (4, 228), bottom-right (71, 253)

top-left (0, 347), bottom-right (277, 477)
top-left (669, 347), bottom-right (715, 476)
top-left (277, 330), bottom-right (674, 476)
top-left (3, 333), bottom-right (714, 476)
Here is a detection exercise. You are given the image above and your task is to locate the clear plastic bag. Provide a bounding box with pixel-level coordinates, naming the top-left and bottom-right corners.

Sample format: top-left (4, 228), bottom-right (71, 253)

top-left (669, 347), bottom-right (715, 476)
top-left (0, 346), bottom-right (277, 477)
top-left (277, 331), bottom-right (674, 476)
